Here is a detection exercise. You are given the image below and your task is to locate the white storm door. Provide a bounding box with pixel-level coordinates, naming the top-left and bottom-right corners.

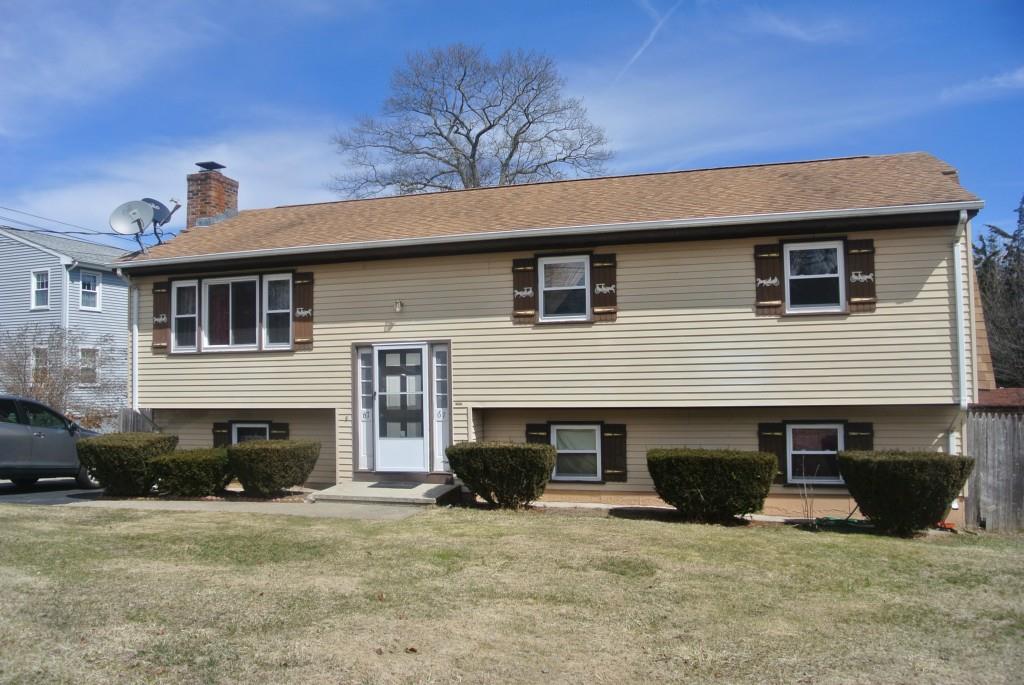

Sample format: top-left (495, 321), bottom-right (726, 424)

top-left (374, 344), bottom-right (429, 471)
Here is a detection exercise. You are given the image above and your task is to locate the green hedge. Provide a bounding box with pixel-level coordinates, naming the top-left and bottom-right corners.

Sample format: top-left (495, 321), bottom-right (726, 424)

top-left (76, 433), bottom-right (179, 496)
top-left (150, 449), bottom-right (229, 497)
top-left (446, 442), bottom-right (557, 509)
top-left (838, 451), bottom-right (974, 535)
top-left (227, 440), bottom-right (320, 498)
top-left (647, 448), bottom-right (777, 521)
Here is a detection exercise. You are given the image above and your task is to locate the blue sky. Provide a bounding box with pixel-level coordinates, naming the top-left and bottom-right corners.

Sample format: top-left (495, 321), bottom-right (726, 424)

top-left (0, 0), bottom-right (1021, 249)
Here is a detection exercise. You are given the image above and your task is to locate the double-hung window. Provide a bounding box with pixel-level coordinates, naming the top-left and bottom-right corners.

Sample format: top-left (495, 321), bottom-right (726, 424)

top-left (787, 423), bottom-right (844, 484)
top-left (784, 241), bottom-right (845, 313)
top-left (80, 270), bottom-right (101, 311)
top-left (172, 280), bottom-right (199, 352)
top-left (538, 255), bottom-right (590, 322)
top-left (232, 422), bottom-right (270, 443)
top-left (203, 276), bottom-right (258, 350)
top-left (31, 270), bottom-right (49, 309)
top-left (550, 424), bottom-right (601, 481)
top-left (262, 274), bottom-right (292, 349)
top-left (32, 347), bottom-right (48, 385)
top-left (79, 348), bottom-right (98, 385)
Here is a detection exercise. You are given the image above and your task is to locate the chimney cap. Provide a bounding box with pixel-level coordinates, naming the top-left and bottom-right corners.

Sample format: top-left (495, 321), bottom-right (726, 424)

top-left (196, 161), bottom-right (226, 172)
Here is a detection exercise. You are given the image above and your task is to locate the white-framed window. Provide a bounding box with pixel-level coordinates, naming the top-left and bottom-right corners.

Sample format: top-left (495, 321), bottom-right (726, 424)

top-left (232, 422), bottom-right (270, 443)
top-left (538, 255), bottom-right (590, 322)
top-left (31, 347), bottom-right (48, 385)
top-left (171, 280), bottom-right (199, 353)
top-left (783, 241), bottom-right (845, 313)
top-left (787, 423), bottom-right (845, 484)
top-left (550, 424), bottom-right (602, 481)
top-left (79, 348), bottom-right (98, 385)
top-left (30, 269), bottom-right (50, 310)
top-left (202, 276), bottom-right (258, 350)
top-left (79, 270), bottom-right (101, 311)
top-left (262, 273), bottom-right (292, 349)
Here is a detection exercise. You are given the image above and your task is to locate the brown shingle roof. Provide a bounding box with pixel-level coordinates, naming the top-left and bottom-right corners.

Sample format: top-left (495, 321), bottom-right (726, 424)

top-left (121, 152), bottom-right (980, 264)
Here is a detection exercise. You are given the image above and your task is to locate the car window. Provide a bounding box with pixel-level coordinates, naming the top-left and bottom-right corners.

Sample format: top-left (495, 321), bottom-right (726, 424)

top-left (0, 399), bottom-right (20, 424)
top-left (22, 402), bottom-right (67, 430)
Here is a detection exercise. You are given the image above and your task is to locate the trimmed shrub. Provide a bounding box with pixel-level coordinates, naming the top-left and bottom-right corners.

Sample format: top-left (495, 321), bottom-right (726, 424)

top-left (150, 449), bottom-right (229, 497)
top-left (226, 440), bottom-right (320, 498)
top-left (838, 451), bottom-right (974, 535)
top-left (647, 448), bottom-right (777, 521)
top-left (76, 432), bottom-right (179, 496)
top-left (446, 442), bottom-right (557, 509)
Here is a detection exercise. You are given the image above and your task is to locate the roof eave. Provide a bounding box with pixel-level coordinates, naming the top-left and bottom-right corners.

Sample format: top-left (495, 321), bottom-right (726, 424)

top-left (118, 200), bottom-right (985, 270)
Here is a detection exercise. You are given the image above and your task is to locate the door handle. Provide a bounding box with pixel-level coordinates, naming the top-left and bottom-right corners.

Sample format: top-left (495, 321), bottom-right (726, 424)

top-left (33, 432), bottom-right (45, 438)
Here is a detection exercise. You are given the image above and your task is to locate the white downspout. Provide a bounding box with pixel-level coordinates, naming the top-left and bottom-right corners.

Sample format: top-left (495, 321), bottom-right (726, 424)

top-left (117, 268), bottom-right (140, 411)
top-left (952, 210), bottom-right (969, 411)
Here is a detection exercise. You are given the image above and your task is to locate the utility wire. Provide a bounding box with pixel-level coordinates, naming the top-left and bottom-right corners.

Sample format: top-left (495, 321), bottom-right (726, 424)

top-left (0, 204), bottom-right (109, 235)
top-left (0, 216), bottom-right (142, 245)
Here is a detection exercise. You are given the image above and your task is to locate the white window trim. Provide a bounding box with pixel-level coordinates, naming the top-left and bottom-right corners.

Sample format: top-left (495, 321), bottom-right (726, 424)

top-left (202, 275), bottom-right (259, 351)
top-left (231, 422), bottom-right (270, 443)
top-left (786, 423), bottom-right (845, 485)
top-left (550, 423), bottom-right (602, 482)
top-left (79, 270), bottom-right (102, 312)
top-left (171, 280), bottom-right (199, 353)
top-left (30, 269), bottom-right (50, 310)
top-left (31, 346), bottom-right (48, 382)
top-left (79, 347), bottom-right (99, 387)
top-left (261, 273), bottom-right (293, 350)
top-left (783, 240), bottom-right (846, 314)
top-left (538, 255), bottom-right (591, 322)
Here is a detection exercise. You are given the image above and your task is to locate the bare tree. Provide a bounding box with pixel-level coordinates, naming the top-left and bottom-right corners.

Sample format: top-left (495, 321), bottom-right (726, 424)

top-left (331, 44), bottom-right (611, 197)
top-left (975, 193), bottom-right (1024, 387)
top-left (0, 325), bottom-right (124, 428)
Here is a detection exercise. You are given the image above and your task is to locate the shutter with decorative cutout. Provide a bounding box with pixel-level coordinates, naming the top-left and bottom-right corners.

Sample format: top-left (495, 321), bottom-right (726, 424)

top-left (601, 423), bottom-right (627, 482)
top-left (844, 422), bottom-right (874, 451)
top-left (758, 422), bottom-right (786, 484)
top-left (512, 258), bottom-right (538, 324)
top-left (270, 422), bottom-right (290, 440)
top-left (754, 244), bottom-right (784, 316)
top-left (292, 272), bottom-right (314, 349)
top-left (213, 422), bottom-right (230, 448)
top-left (525, 423), bottom-right (550, 444)
top-left (845, 239), bottom-right (877, 313)
top-left (591, 254), bottom-right (617, 322)
top-left (152, 281), bottom-right (170, 353)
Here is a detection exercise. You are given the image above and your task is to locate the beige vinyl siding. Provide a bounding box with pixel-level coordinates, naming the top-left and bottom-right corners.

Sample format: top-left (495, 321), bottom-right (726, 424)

top-left (482, 405), bottom-right (964, 492)
top-left (152, 408), bottom-right (336, 486)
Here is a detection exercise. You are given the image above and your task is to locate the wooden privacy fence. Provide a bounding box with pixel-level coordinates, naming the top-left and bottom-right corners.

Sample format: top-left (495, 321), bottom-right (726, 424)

top-left (965, 410), bottom-right (1024, 532)
top-left (117, 407), bottom-right (160, 433)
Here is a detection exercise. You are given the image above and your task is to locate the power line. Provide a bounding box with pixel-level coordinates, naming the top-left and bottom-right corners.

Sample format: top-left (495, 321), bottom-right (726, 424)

top-left (0, 216), bottom-right (140, 244)
top-left (0, 205), bottom-right (108, 235)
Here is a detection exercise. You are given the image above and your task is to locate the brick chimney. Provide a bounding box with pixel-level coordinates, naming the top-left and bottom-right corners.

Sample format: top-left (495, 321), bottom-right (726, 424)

top-left (186, 161), bottom-right (239, 228)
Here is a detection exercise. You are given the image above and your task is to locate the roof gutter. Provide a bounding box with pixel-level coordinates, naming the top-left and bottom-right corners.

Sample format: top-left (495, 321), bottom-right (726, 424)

top-left (118, 199), bottom-right (984, 270)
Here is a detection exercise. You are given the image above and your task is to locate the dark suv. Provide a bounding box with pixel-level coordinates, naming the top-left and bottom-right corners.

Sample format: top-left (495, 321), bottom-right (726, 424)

top-left (0, 396), bottom-right (101, 488)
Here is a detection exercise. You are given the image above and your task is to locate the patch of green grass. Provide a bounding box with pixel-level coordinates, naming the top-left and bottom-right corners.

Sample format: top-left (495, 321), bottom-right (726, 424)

top-left (0, 504), bottom-right (1021, 684)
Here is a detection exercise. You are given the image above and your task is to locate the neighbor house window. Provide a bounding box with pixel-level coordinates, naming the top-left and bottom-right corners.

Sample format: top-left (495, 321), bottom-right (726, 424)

top-left (31, 269), bottom-right (49, 309)
top-left (79, 270), bottom-right (101, 311)
top-left (79, 348), bottom-right (98, 385)
top-left (550, 424), bottom-right (601, 481)
top-left (203, 276), bottom-right (258, 350)
top-left (232, 422), bottom-right (269, 443)
top-left (784, 241), bottom-right (845, 313)
top-left (262, 273), bottom-right (292, 349)
top-left (32, 347), bottom-right (48, 385)
top-left (787, 423), bottom-right (844, 484)
top-left (172, 280), bottom-right (198, 352)
top-left (538, 255), bottom-right (590, 322)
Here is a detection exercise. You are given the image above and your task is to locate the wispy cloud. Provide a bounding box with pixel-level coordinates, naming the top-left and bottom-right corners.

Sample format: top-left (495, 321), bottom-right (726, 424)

top-left (742, 9), bottom-right (850, 44)
top-left (613, 0), bottom-right (683, 84)
top-left (940, 65), bottom-right (1024, 103)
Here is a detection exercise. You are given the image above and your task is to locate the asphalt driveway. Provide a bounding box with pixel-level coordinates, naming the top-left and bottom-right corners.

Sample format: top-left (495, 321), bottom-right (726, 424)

top-left (0, 478), bottom-right (102, 505)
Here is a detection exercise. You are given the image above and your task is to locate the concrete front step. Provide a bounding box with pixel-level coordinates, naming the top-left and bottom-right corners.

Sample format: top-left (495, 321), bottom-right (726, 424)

top-left (308, 481), bottom-right (460, 506)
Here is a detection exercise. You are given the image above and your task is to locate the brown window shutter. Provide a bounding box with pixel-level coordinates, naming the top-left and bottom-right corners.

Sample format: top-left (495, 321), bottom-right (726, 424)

top-left (152, 281), bottom-right (171, 353)
top-left (601, 423), bottom-right (627, 482)
top-left (844, 423), bottom-right (874, 451)
top-left (590, 253), bottom-right (617, 322)
top-left (293, 272), bottom-right (314, 350)
top-left (270, 422), bottom-right (290, 440)
top-left (758, 422), bottom-right (786, 484)
top-left (845, 239), bottom-right (877, 313)
top-left (754, 244), bottom-right (784, 316)
top-left (512, 258), bottom-right (537, 324)
top-left (525, 423), bottom-right (550, 444)
top-left (213, 422), bottom-right (230, 448)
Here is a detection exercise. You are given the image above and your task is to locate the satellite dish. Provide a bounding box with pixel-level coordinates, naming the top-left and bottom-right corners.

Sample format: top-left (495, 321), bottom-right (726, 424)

top-left (109, 201), bottom-right (154, 235)
top-left (142, 198), bottom-right (171, 226)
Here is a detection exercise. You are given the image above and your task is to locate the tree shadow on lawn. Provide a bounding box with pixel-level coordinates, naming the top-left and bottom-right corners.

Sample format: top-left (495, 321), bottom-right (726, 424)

top-left (606, 507), bottom-right (754, 526)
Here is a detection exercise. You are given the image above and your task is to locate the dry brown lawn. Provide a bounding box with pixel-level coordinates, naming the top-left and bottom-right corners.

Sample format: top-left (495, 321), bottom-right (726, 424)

top-left (0, 504), bottom-right (1021, 684)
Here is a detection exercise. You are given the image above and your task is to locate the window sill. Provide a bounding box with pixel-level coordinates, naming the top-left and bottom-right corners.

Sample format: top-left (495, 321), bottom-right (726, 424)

top-left (168, 347), bottom-right (295, 355)
top-left (781, 309), bottom-right (848, 318)
top-left (79, 307), bottom-right (102, 313)
top-left (29, 307), bottom-right (50, 312)
top-left (551, 478), bottom-right (604, 484)
top-left (534, 319), bottom-right (594, 326)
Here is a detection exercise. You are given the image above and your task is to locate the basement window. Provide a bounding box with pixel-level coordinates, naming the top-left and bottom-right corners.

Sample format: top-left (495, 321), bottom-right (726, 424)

top-left (550, 424), bottom-right (602, 482)
top-left (787, 423), bottom-right (844, 484)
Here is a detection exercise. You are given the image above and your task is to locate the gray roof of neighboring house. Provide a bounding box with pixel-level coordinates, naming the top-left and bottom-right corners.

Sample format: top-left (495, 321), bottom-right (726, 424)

top-left (0, 227), bottom-right (128, 267)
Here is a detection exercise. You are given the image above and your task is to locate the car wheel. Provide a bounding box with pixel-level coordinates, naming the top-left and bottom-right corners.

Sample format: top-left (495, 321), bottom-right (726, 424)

top-left (75, 466), bottom-right (101, 489)
top-left (10, 478), bottom-right (38, 488)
